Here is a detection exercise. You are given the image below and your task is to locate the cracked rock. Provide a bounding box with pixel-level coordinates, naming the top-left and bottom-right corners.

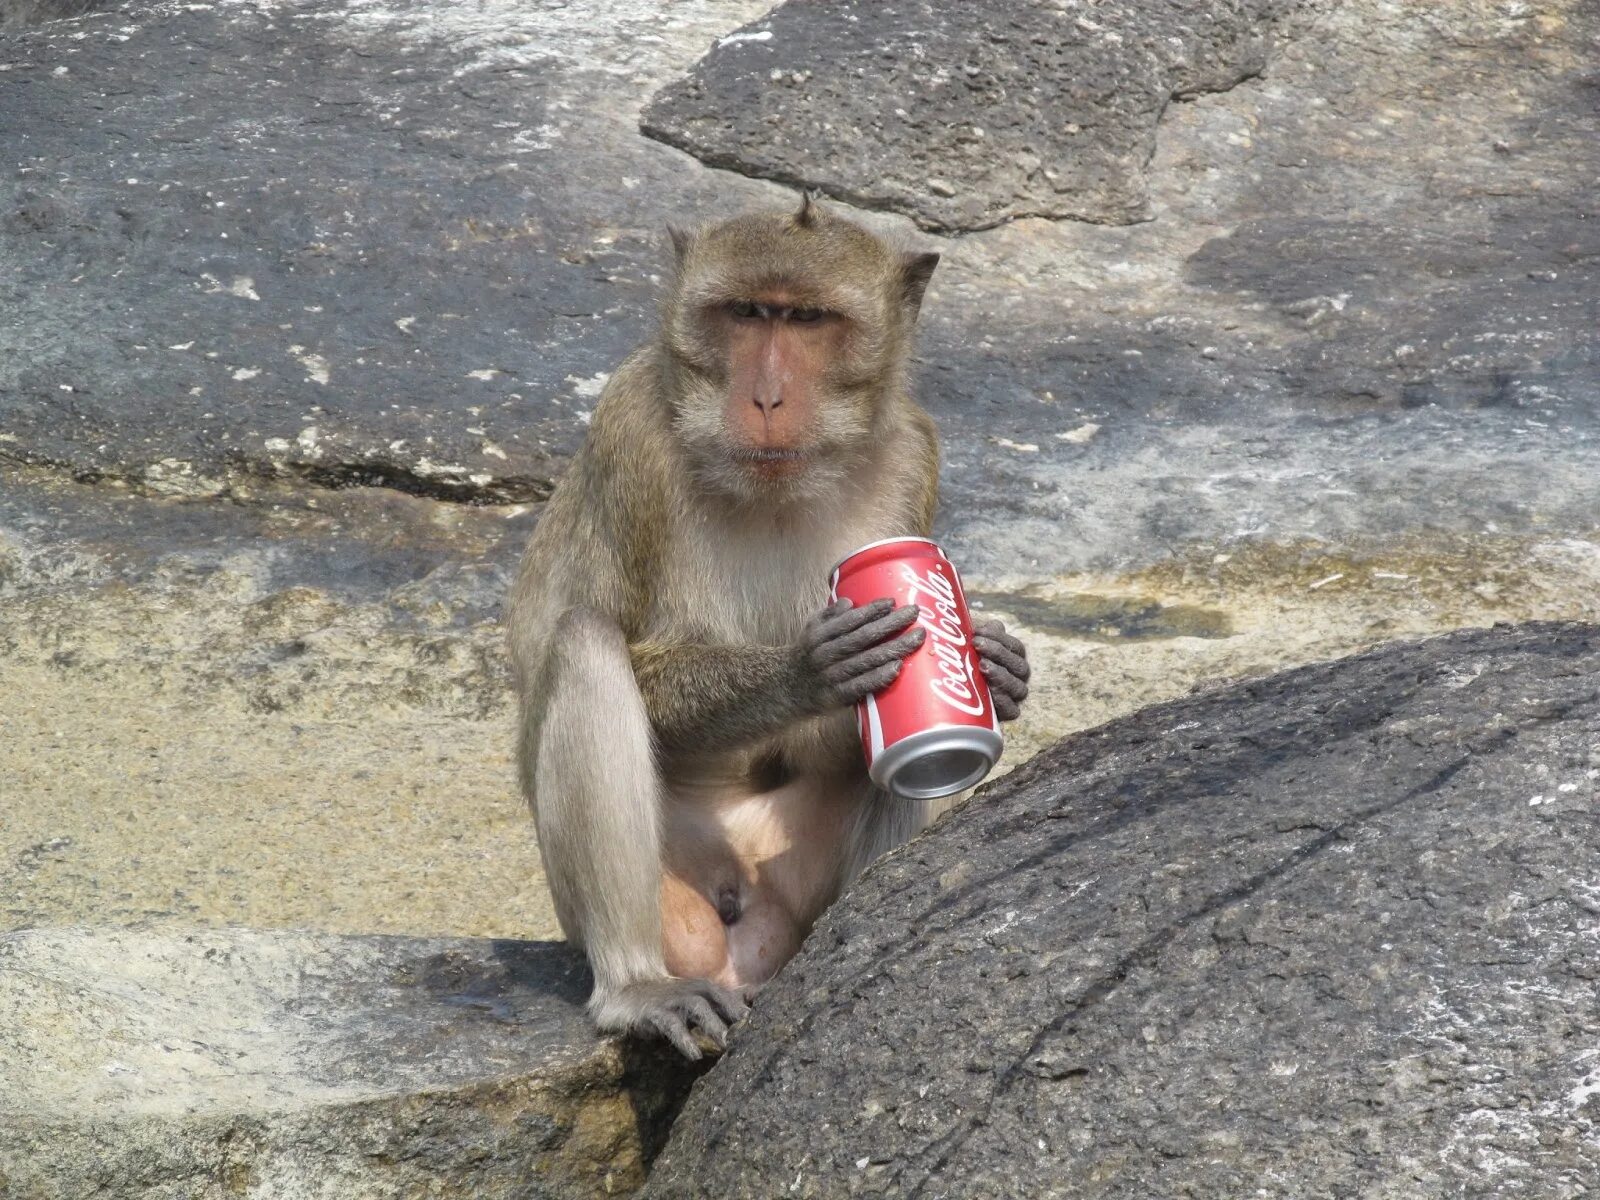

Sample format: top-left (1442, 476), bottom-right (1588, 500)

top-left (643, 0), bottom-right (1310, 231)
top-left (647, 623), bottom-right (1600, 1198)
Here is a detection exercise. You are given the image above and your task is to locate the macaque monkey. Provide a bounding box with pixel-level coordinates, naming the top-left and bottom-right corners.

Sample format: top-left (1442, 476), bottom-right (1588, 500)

top-left (507, 197), bottom-right (1029, 1057)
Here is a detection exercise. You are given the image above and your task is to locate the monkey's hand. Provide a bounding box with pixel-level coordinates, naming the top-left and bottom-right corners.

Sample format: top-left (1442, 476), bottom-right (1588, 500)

top-left (794, 597), bottom-right (925, 713)
top-left (591, 976), bottom-right (753, 1061)
top-left (975, 619), bottom-right (1030, 721)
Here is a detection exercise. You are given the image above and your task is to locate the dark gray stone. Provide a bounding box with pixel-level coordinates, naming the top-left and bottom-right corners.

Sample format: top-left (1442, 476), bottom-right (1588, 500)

top-left (0, 928), bottom-right (705, 1198)
top-left (0, 460), bottom-right (537, 631)
top-left (642, 0), bottom-right (1308, 232)
top-left (0, 0), bottom-right (113, 29)
top-left (647, 624), bottom-right (1600, 1198)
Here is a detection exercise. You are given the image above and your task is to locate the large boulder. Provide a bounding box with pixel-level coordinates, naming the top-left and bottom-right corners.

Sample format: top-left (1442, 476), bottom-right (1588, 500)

top-left (0, 0), bottom-right (775, 503)
top-left (643, 0), bottom-right (1311, 231)
top-left (647, 623), bottom-right (1600, 1197)
top-left (0, 929), bottom-right (701, 1198)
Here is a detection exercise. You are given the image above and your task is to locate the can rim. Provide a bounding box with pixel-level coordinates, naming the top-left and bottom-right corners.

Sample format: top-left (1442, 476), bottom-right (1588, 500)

top-left (870, 725), bottom-right (1003, 800)
top-left (828, 536), bottom-right (944, 582)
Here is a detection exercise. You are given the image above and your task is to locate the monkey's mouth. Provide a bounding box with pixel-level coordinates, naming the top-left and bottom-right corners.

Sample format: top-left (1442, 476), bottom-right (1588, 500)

top-left (731, 447), bottom-right (811, 477)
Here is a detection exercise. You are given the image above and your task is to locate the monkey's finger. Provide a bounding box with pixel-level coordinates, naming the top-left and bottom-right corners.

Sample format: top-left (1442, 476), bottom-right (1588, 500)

top-left (979, 659), bottom-right (1029, 702)
top-left (648, 1012), bottom-right (704, 1060)
top-left (825, 627), bottom-right (925, 683)
top-left (835, 658), bottom-right (906, 702)
top-left (812, 597), bottom-right (897, 645)
top-left (976, 620), bottom-right (1028, 659)
top-left (993, 690), bottom-right (1021, 722)
top-left (697, 980), bottom-right (751, 1023)
top-left (677, 995), bottom-right (730, 1049)
top-left (975, 634), bottom-right (1030, 682)
top-left (815, 605), bottom-right (921, 665)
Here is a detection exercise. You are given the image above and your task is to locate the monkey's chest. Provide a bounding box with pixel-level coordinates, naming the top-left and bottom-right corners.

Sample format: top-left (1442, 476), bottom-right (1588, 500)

top-left (656, 516), bottom-right (894, 645)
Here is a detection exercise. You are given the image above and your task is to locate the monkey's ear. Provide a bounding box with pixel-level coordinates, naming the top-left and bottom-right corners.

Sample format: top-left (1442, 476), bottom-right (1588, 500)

top-left (795, 190), bottom-right (824, 229)
top-left (668, 224), bottom-right (694, 267)
top-left (900, 251), bottom-right (941, 318)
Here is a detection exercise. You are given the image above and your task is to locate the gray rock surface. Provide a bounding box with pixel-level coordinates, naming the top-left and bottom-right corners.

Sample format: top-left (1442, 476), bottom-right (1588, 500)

top-left (0, 0), bottom-right (113, 28)
top-left (0, 0), bottom-right (776, 504)
top-left (647, 623), bottom-right (1600, 1198)
top-left (0, 928), bottom-right (702, 1198)
top-left (642, 0), bottom-right (1309, 231)
top-left (2, 0), bottom-right (1598, 1156)
top-left (0, 0), bottom-right (1594, 583)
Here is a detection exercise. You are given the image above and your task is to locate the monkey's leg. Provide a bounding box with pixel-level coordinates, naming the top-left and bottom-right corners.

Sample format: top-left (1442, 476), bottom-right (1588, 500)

top-left (528, 607), bottom-right (748, 1058)
top-left (660, 769), bottom-right (882, 990)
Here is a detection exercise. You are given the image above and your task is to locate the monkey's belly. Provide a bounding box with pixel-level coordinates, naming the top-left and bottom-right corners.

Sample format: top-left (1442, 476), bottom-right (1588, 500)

top-left (659, 771), bottom-right (858, 988)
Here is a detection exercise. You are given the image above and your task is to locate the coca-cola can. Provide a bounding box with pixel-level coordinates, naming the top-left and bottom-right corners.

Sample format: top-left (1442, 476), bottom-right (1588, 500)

top-left (828, 537), bottom-right (1003, 800)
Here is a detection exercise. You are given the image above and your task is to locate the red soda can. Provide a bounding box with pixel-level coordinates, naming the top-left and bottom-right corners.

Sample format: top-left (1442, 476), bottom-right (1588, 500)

top-left (828, 537), bottom-right (1003, 799)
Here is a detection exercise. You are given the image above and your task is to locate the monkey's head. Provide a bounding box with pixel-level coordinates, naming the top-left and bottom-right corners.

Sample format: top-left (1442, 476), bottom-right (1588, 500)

top-left (661, 197), bottom-right (939, 505)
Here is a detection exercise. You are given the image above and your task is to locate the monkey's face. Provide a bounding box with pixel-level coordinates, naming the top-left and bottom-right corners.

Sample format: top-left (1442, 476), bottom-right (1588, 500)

top-left (664, 205), bottom-right (937, 506)
top-left (671, 296), bottom-right (877, 504)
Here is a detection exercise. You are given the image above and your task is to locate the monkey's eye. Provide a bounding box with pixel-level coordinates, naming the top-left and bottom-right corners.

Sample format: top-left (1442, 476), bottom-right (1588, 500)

top-left (729, 300), bottom-right (764, 320)
top-left (789, 307), bottom-right (826, 324)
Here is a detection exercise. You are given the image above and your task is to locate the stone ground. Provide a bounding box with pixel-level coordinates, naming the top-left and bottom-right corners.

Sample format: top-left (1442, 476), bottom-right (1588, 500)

top-left (0, 927), bottom-right (703, 1197)
top-left (3, 0), bottom-right (1597, 950)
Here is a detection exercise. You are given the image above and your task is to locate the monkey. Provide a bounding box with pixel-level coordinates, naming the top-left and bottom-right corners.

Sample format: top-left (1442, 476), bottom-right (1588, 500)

top-left (507, 196), bottom-right (1030, 1058)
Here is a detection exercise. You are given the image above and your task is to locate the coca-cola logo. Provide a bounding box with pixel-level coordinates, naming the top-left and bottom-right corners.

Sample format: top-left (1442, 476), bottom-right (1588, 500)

top-left (898, 561), bottom-right (987, 717)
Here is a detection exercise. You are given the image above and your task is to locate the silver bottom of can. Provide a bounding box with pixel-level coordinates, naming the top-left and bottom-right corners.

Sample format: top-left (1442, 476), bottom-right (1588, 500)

top-left (870, 726), bottom-right (1005, 801)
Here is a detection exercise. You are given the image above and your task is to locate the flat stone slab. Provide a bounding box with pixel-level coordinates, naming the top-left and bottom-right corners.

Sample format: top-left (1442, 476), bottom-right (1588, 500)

top-left (647, 623), bottom-right (1600, 1197)
top-left (643, 0), bottom-right (1305, 231)
top-left (0, 0), bottom-right (114, 27)
top-left (0, 928), bottom-right (700, 1198)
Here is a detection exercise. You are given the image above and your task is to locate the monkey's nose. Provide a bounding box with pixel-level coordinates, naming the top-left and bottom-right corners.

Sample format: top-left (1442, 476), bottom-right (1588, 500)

top-left (752, 391), bottom-right (784, 415)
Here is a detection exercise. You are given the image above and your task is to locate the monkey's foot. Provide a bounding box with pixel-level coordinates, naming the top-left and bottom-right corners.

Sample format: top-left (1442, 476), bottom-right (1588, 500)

top-left (591, 977), bottom-right (751, 1060)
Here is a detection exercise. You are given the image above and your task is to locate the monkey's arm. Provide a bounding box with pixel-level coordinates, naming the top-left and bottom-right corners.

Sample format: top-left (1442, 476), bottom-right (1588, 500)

top-left (631, 599), bottom-right (924, 754)
top-left (631, 643), bottom-right (811, 753)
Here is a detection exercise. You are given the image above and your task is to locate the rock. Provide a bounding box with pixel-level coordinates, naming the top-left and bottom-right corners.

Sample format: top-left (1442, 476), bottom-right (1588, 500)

top-left (643, 0), bottom-right (1308, 231)
top-left (3, 0), bottom-right (1595, 583)
top-left (0, 0), bottom-right (112, 28)
top-left (0, 928), bottom-right (703, 1198)
top-left (0, 0), bottom-right (776, 504)
top-left (3, 0), bottom-right (1599, 1024)
top-left (647, 623), bottom-right (1600, 1197)
top-left (879, 0), bottom-right (1600, 579)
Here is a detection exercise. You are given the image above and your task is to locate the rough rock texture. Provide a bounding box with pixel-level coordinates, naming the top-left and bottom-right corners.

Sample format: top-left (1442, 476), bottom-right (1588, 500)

top-left (0, 0), bottom-right (114, 28)
top-left (2, 0), bottom-right (1598, 1010)
top-left (0, 0), bottom-right (1594, 577)
top-left (0, 0), bottom-right (775, 503)
top-left (0, 928), bottom-right (703, 1198)
top-left (642, 0), bottom-right (1309, 231)
top-left (648, 623), bottom-right (1600, 1198)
